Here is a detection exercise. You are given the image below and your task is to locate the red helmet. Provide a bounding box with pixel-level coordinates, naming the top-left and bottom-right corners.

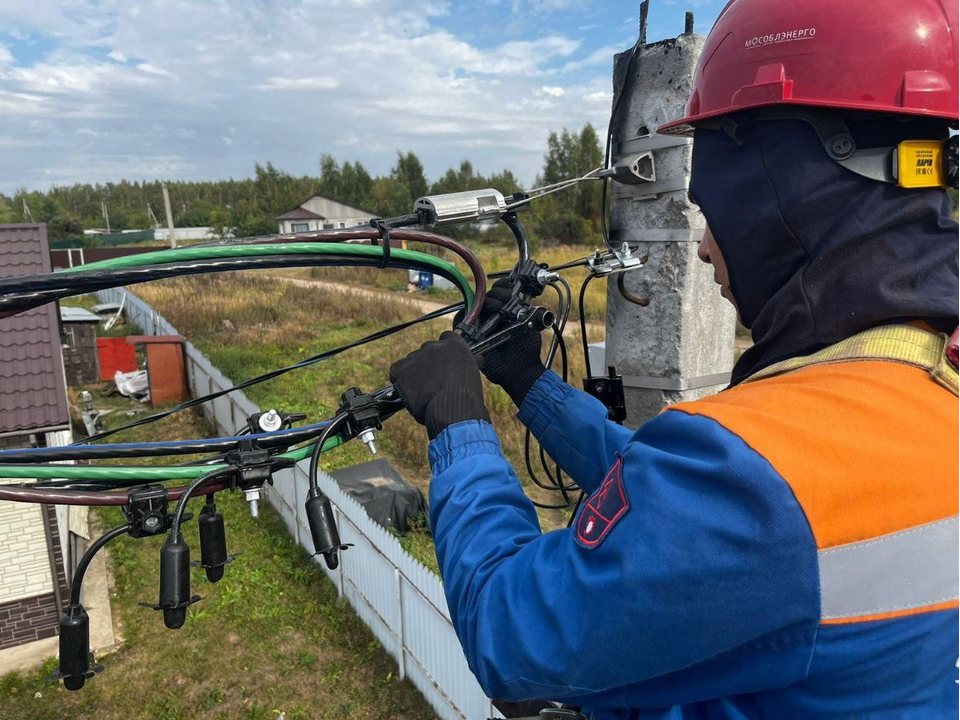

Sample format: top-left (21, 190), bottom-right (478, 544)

top-left (659, 0), bottom-right (959, 136)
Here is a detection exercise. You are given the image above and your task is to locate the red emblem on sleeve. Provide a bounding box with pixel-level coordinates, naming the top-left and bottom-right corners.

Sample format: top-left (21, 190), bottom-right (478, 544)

top-left (575, 457), bottom-right (629, 549)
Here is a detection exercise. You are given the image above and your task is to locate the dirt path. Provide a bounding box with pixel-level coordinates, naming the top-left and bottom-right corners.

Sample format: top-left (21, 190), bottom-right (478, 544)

top-left (267, 273), bottom-right (606, 338)
top-left (270, 274), bottom-right (452, 315)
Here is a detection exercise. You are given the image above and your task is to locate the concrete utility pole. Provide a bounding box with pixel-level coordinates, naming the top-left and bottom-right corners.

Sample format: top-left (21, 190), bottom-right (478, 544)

top-left (604, 8), bottom-right (736, 426)
top-left (162, 183), bottom-right (177, 249)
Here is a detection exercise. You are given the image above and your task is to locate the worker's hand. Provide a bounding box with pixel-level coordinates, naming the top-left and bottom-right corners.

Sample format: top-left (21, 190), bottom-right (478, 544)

top-left (457, 278), bottom-right (546, 408)
top-left (389, 331), bottom-right (490, 440)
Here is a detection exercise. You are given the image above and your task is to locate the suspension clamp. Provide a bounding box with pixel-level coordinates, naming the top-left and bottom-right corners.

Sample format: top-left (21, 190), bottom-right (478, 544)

top-left (338, 387), bottom-right (383, 455)
top-left (223, 438), bottom-right (295, 490)
top-left (510, 258), bottom-right (555, 299)
top-left (124, 485), bottom-right (176, 538)
top-left (246, 409), bottom-right (306, 434)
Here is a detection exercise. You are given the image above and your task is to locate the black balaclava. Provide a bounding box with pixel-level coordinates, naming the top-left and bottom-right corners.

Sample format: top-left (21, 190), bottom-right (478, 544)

top-left (689, 117), bottom-right (959, 386)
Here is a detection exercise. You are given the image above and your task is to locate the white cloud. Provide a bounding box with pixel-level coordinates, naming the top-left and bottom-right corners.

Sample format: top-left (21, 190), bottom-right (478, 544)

top-left (0, 0), bottom-right (618, 195)
top-left (136, 62), bottom-right (177, 80)
top-left (560, 45), bottom-right (622, 73)
top-left (583, 90), bottom-right (611, 103)
top-left (255, 76), bottom-right (340, 91)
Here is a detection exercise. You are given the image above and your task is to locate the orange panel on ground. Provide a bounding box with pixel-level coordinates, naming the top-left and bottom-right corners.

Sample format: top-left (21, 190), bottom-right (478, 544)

top-left (126, 336), bottom-right (187, 407)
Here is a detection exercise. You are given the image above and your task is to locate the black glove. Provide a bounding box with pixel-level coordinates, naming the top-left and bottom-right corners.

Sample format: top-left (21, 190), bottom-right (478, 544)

top-left (459, 279), bottom-right (546, 408)
top-left (389, 331), bottom-right (490, 440)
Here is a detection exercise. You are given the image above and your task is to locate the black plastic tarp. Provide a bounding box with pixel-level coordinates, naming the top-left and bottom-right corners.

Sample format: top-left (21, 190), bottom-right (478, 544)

top-left (329, 458), bottom-right (427, 534)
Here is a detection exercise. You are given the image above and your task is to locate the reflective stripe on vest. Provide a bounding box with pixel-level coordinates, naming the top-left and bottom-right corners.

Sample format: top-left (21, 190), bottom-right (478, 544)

top-left (819, 516), bottom-right (959, 622)
top-left (745, 324), bottom-right (959, 396)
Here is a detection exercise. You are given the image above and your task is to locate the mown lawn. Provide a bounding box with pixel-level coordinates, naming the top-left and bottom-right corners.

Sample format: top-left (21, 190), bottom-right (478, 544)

top-left (0, 389), bottom-right (436, 720)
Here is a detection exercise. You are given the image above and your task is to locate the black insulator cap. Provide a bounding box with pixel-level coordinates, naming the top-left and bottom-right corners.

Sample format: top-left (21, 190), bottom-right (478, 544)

top-left (198, 501), bottom-right (228, 583)
top-left (58, 604), bottom-right (90, 691)
top-left (306, 489), bottom-right (342, 570)
top-left (159, 532), bottom-right (192, 629)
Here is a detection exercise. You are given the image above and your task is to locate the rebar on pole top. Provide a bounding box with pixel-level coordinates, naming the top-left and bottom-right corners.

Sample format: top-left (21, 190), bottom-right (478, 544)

top-left (638, 1), bottom-right (649, 44)
top-left (685, 11), bottom-right (695, 35)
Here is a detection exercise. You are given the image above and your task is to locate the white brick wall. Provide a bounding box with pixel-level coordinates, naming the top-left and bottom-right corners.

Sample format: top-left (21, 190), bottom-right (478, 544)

top-left (0, 492), bottom-right (54, 604)
top-left (0, 434), bottom-right (56, 604)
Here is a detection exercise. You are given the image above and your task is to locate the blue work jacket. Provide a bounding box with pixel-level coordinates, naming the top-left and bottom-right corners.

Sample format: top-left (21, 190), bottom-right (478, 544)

top-left (427, 369), bottom-right (958, 719)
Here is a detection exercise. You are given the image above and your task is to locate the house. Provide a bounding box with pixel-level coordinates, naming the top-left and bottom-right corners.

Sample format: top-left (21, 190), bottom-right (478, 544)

top-left (276, 195), bottom-right (376, 234)
top-left (0, 224), bottom-right (87, 667)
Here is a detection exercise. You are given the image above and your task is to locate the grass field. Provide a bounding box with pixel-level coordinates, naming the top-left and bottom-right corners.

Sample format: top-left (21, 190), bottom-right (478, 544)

top-left (0, 388), bottom-right (437, 720)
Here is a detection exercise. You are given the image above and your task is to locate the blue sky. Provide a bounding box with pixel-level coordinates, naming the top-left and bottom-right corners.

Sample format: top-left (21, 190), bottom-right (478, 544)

top-left (0, 1), bottom-right (723, 195)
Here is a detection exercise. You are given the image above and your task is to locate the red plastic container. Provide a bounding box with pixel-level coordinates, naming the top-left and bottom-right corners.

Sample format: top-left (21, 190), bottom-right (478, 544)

top-left (96, 337), bottom-right (137, 381)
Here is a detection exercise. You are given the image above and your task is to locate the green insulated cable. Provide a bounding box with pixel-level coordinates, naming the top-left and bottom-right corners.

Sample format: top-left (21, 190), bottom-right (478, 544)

top-left (0, 243), bottom-right (471, 484)
top-left (0, 436), bottom-right (345, 481)
top-left (57, 243), bottom-right (475, 307)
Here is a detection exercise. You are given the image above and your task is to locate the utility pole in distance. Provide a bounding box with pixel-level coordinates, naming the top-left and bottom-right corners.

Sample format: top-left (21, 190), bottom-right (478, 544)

top-left (162, 183), bottom-right (177, 249)
top-left (604, 10), bottom-right (736, 426)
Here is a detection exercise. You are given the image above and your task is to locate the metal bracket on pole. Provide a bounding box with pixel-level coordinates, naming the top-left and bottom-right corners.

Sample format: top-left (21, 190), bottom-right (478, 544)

top-left (603, 131), bottom-right (693, 199)
top-left (612, 175), bottom-right (689, 200)
top-left (608, 227), bottom-right (704, 245)
top-left (615, 132), bottom-right (692, 156)
top-left (621, 371), bottom-right (731, 391)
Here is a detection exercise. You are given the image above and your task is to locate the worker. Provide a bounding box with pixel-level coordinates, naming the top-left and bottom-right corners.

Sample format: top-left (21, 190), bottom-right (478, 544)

top-left (389, 0), bottom-right (960, 717)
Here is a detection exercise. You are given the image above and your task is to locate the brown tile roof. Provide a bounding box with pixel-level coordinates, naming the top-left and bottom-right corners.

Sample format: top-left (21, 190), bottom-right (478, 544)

top-left (0, 224), bottom-right (70, 435)
top-left (276, 207), bottom-right (324, 221)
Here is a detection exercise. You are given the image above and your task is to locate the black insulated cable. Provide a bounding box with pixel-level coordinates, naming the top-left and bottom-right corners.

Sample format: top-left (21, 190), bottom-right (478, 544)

top-left (579, 274), bottom-right (596, 379)
top-left (1, 422), bottom-right (333, 464)
top-left (56, 524), bottom-right (130, 690)
top-left (0, 255), bottom-right (467, 318)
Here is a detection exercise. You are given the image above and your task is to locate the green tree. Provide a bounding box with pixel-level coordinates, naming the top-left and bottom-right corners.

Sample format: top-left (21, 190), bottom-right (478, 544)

top-left (0, 194), bottom-right (12, 223)
top-left (46, 215), bottom-right (85, 243)
top-left (236, 214), bottom-right (279, 238)
top-left (209, 207), bottom-right (237, 238)
top-left (369, 176), bottom-right (409, 217)
top-left (252, 161), bottom-right (318, 218)
top-left (339, 161), bottom-right (374, 210)
top-left (319, 155), bottom-right (374, 210)
top-left (391, 151), bottom-right (428, 214)
top-left (531, 124), bottom-right (603, 245)
top-left (178, 200), bottom-right (214, 227)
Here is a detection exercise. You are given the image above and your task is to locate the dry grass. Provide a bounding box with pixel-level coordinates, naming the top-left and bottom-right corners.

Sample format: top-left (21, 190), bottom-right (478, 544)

top-left (294, 241), bottom-right (609, 323)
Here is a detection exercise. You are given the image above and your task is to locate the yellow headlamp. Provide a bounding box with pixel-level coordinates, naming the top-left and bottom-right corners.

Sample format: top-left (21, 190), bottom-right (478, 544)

top-left (894, 139), bottom-right (956, 189)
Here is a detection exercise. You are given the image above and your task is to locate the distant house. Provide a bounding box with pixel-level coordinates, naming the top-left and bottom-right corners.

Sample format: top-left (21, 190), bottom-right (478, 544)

top-left (276, 195), bottom-right (376, 234)
top-left (0, 224), bottom-right (83, 664)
